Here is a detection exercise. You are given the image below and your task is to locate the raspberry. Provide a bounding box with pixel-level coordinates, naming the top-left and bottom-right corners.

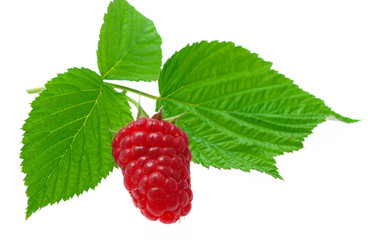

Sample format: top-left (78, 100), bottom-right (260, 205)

top-left (112, 117), bottom-right (192, 224)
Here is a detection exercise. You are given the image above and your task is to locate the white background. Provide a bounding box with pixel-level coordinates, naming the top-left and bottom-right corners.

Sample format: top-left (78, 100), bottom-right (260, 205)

top-left (1, 0), bottom-right (367, 239)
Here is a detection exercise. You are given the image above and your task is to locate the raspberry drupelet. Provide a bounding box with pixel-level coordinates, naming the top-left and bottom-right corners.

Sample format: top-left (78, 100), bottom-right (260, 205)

top-left (112, 117), bottom-right (192, 224)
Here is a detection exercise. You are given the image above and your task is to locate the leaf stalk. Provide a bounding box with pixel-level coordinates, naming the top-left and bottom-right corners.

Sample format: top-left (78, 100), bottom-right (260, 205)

top-left (104, 82), bottom-right (159, 100)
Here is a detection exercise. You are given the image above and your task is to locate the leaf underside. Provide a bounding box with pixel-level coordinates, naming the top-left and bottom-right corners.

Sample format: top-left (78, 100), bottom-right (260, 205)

top-left (157, 41), bottom-right (357, 179)
top-left (97, 0), bottom-right (162, 81)
top-left (21, 68), bottom-right (133, 219)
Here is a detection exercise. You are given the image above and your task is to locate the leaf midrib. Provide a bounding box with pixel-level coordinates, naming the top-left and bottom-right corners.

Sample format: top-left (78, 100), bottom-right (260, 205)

top-left (101, 18), bottom-right (149, 79)
top-left (36, 84), bottom-right (103, 205)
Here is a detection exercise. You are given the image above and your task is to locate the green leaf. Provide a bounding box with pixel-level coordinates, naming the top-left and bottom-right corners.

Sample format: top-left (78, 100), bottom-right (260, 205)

top-left (97, 0), bottom-right (162, 81)
top-left (21, 68), bottom-right (133, 219)
top-left (158, 41), bottom-right (357, 179)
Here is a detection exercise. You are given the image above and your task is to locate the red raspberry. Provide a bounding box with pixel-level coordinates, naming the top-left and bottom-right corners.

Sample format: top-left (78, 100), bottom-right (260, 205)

top-left (112, 117), bottom-right (193, 224)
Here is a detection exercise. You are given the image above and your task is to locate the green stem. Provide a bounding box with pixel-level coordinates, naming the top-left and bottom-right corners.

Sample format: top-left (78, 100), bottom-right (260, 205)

top-left (124, 94), bottom-right (138, 106)
top-left (26, 83), bottom-right (160, 102)
top-left (27, 87), bottom-right (45, 94)
top-left (124, 93), bottom-right (149, 118)
top-left (104, 82), bottom-right (159, 100)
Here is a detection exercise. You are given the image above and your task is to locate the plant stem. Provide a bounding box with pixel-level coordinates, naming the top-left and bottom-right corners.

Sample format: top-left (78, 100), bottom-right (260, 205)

top-left (26, 83), bottom-right (160, 101)
top-left (27, 87), bottom-right (45, 94)
top-left (124, 94), bottom-right (138, 106)
top-left (124, 93), bottom-right (150, 118)
top-left (104, 82), bottom-right (159, 100)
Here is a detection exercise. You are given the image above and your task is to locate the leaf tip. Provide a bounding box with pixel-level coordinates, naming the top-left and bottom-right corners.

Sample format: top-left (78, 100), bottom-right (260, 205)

top-left (25, 208), bottom-right (33, 220)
